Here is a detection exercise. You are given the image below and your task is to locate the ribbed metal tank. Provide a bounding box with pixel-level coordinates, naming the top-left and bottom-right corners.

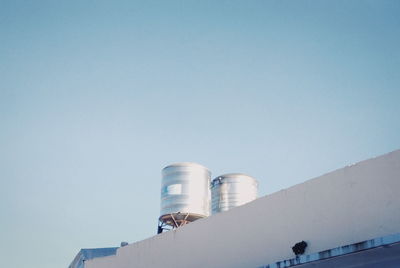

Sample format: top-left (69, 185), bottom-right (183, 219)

top-left (211, 173), bottom-right (258, 214)
top-left (159, 162), bottom-right (211, 227)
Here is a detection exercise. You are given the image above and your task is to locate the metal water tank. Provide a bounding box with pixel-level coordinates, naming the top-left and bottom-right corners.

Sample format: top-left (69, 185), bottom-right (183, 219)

top-left (159, 162), bottom-right (211, 230)
top-left (211, 173), bottom-right (258, 214)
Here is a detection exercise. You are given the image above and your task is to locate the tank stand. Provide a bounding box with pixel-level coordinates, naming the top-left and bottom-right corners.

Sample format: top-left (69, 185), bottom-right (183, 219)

top-left (157, 213), bottom-right (192, 234)
top-left (157, 221), bottom-right (172, 234)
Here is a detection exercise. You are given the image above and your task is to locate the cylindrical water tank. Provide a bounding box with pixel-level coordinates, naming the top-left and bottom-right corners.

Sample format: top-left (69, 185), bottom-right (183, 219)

top-left (211, 173), bottom-right (258, 214)
top-left (159, 162), bottom-right (211, 227)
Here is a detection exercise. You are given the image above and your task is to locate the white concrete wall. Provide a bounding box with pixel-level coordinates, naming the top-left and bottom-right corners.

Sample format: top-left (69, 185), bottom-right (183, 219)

top-left (87, 150), bottom-right (400, 268)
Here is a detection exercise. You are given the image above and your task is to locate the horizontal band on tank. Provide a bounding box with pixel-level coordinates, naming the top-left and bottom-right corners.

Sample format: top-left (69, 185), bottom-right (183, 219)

top-left (211, 198), bottom-right (257, 203)
top-left (162, 162), bottom-right (210, 172)
top-left (212, 203), bottom-right (251, 207)
top-left (160, 205), bottom-right (210, 209)
top-left (215, 173), bottom-right (255, 177)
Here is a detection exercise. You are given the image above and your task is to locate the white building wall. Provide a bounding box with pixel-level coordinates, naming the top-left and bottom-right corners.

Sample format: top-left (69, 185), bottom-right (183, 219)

top-left (87, 150), bottom-right (400, 268)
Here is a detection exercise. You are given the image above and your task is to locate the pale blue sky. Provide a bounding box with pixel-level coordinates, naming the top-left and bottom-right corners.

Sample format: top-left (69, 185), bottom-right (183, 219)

top-left (0, 1), bottom-right (399, 267)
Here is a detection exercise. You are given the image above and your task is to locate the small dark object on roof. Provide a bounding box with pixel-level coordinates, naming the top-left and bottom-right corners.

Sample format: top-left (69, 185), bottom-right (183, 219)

top-left (292, 241), bottom-right (308, 255)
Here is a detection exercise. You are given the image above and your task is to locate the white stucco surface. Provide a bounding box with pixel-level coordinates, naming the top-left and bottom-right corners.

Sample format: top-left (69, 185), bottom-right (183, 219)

top-left (87, 150), bottom-right (400, 268)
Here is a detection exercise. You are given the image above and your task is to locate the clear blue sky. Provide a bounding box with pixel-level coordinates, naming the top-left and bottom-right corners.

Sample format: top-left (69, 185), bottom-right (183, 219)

top-left (1, 1), bottom-right (399, 267)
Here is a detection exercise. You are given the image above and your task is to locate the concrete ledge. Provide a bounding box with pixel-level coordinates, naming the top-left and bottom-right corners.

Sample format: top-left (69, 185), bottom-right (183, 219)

top-left (260, 232), bottom-right (400, 268)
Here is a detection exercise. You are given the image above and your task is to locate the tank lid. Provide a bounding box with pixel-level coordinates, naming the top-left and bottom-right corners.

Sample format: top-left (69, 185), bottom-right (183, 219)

top-left (212, 173), bottom-right (258, 184)
top-left (217, 173), bottom-right (254, 177)
top-left (162, 162), bottom-right (210, 172)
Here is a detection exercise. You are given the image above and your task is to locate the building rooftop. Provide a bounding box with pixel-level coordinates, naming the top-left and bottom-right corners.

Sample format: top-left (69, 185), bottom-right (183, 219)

top-left (69, 247), bottom-right (118, 268)
top-left (84, 149), bottom-right (400, 268)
